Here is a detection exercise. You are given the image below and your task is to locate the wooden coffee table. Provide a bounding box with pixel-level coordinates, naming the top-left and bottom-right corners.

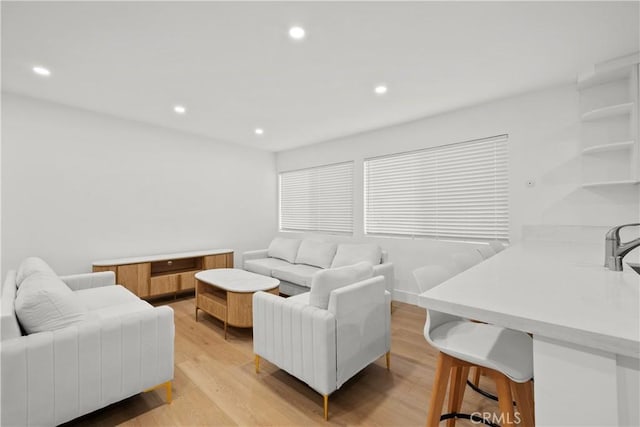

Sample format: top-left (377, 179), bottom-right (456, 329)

top-left (195, 268), bottom-right (279, 339)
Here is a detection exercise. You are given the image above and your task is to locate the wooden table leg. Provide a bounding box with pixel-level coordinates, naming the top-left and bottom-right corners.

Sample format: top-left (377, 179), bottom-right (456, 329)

top-left (224, 291), bottom-right (228, 340)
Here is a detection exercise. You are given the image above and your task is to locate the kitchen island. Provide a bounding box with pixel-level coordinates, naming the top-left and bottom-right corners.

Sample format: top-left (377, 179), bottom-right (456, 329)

top-left (419, 240), bottom-right (639, 426)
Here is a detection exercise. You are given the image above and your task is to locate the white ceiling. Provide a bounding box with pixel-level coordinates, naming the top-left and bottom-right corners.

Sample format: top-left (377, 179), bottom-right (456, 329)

top-left (2, 1), bottom-right (639, 152)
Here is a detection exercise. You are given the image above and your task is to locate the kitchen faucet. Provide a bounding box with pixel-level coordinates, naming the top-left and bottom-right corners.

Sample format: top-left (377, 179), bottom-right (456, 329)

top-left (605, 223), bottom-right (640, 271)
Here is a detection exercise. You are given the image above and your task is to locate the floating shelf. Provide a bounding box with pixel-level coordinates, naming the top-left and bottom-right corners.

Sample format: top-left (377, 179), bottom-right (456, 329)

top-left (582, 140), bottom-right (635, 155)
top-left (582, 179), bottom-right (640, 188)
top-left (581, 102), bottom-right (633, 122)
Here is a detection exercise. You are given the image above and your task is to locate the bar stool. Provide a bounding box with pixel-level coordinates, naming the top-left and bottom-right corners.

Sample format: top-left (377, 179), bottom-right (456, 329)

top-left (489, 241), bottom-right (507, 254)
top-left (451, 250), bottom-right (484, 271)
top-left (476, 245), bottom-right (497, 260)
top-left (413, 265), bottom-right (534, 427)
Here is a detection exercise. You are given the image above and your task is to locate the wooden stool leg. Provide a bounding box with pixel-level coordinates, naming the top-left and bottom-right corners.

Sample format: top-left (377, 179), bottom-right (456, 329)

top-left (426, 353), bottom-right (453, 427)
top-left (446, 364), bottom-right (469, 427)
top-left (512, 380), bottom-right (535, 427)
top-left (386, 351), bottom-right (391, 370)
top-left (492, 372), bottom-right (516, 427)
top-left (472, 367), bottom-right (481, 387)
top-left (255, 355), bottom-right (260, 374)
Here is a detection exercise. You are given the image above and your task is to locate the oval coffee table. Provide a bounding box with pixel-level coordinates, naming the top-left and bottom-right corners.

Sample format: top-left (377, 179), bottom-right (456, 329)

top-left (195, 268), bottom-right (279, 339)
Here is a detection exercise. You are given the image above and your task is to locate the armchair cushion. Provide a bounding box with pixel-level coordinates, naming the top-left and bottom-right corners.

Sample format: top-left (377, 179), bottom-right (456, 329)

top-left (16, 257), bottom-right (56, 288)
top-left (60, 271), bottom-right (116, 291)
top-left (330, 244), bottom-right (382, 268)
top-left (308, 262), bottom-right (373, 309)
top-left (267, 237), bottom-right (302, 263)
top-left (15, 273), bottom-right (88, 334)
top-left (75, 285), bottom-right (144, 311)
top-left (295, 240), bottom-right (337, 269)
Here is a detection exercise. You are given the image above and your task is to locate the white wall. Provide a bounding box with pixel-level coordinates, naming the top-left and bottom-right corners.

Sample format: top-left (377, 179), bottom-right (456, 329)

top-left (276, 84), bottom-right (640, 302)
top-left (1, 93), bottom-right (277, 275)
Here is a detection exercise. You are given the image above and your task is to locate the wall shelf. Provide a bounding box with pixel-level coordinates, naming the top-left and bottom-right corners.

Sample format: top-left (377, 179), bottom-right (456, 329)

top-left (579, 53), bottom-right (639, 190)
top-left (581, 102), bottom-right (633, 122)
top-left (582, 180), bottom-right (640, 188)
top-left (577, 67), bottom-right (632, 90)
top-left (582, 140), bottom-right (634, 155)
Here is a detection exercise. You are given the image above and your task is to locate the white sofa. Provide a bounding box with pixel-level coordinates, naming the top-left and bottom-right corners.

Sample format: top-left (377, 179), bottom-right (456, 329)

top-left (253, 262), bottom-right (391, 420)
top-left (0, 258), bottom-right (174, 426)
top-left (243, 237), bottom-right (394, 296)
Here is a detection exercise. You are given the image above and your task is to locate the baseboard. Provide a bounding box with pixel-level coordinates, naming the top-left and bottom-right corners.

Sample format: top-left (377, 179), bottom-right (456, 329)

top-left (392, 289), bottom-right (419, 306)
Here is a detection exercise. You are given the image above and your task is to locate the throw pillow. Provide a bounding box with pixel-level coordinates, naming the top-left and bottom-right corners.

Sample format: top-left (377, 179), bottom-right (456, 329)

top-left (331, 244), bottom-right (382, 268)
top-left (267, 237), bottom-right (302, 263)
top-left (16, 257), bottom-right (56, 288)
top-left (309, 261), bottom-right (374, 309)
top-left (15, 272), bottom-right (88, 334)
top-left (295, 240), bottom-right (337, 269)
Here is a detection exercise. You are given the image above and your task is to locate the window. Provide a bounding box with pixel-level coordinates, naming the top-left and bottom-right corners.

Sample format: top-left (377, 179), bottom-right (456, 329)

top-left (364, 135), bottom-right (508, 241)
top-left (279, 162), bottom-right (354, 233)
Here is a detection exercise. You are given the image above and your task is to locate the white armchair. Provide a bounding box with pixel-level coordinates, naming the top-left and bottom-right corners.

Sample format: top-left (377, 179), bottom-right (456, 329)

top-left (252, 263), bottom-right (391, 420)
top-left (1, 258), bottom-right (175, 426)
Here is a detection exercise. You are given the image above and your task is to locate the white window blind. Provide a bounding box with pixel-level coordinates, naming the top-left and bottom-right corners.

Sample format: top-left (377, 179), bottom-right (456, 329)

top-left (364, 135), bottom-right (509, 241)
top-left (279, 162), bottom-right (354, 233)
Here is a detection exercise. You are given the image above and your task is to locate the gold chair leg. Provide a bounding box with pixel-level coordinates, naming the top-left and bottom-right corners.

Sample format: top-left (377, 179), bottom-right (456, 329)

top-left (255, 355), bottom-right (260, 374)
top-left (324, 394), bottom-right (329, 421)
top-left (144, 380), bottom-right (172, 404)
top-left (386, 351), bottom-right (391, 370)
top-left (165, 381), bottom-right (172, 404)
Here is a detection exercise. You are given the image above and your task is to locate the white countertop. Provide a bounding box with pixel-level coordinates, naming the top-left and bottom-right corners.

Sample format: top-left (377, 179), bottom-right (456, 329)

top-left (93, 248), bottom-right (233, 266)
top-left (418, 241), bottom-right (640, 358)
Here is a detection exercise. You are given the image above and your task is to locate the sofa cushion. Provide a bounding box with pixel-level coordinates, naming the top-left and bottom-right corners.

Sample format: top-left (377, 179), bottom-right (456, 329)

top-left (331, 244), bottom-right (382, 268)
top-left (267, 237), bottom-right (302, 263)
top-left (15, 272), bottom-right (88, 334)
top-left (16, 257), bottom-right (56, 288)
top-left (309, 262), bottom-right (374, 309)
top-left (271, 264), bottom-right (322, 288)
top-left (295, 240), bottom-right (337, 269)
top-left (74, 285), bottom-right (141, 311)
top-left (244, 258), bottom-right (293, 277)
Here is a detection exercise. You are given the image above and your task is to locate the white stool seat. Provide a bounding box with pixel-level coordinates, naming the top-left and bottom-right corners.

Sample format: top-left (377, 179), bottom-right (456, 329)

top-left (430, 320), bottom-right (533, 383)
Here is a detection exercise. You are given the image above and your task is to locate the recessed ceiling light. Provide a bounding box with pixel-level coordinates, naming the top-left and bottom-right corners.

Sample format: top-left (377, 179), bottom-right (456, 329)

top-left (32, 66), bottom-right (51, 77)
top-left (173, 105), bottom-right (186, 114)
top-left (374, 85), bottom-right (388, 95)
top-left (288, 26), bottom-right (306, 40)
top-left (255, 128), bottom-right (264, 135)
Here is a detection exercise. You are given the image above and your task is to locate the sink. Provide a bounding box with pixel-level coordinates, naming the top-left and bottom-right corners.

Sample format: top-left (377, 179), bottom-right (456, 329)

top-left (627, 262), bottom-right (640, 275)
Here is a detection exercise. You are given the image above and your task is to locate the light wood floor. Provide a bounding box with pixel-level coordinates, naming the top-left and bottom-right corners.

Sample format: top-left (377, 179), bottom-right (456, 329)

top-left (64, 298), bottom-right (500, 426)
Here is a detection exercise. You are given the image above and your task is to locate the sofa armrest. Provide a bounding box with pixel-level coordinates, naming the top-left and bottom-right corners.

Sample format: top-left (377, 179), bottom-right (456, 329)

top-left (60, 271), bottom-right (116, 291)
top-left (1, 306), bottom-right (174, 427)
top-left (373, 262), bottom-right (395, 293)
top-left (327, 276), bottom-right (390, 388)
top-left (242, 249), bottom-right (269, 266)
top-left (252, 291), bottom-right (336, 396)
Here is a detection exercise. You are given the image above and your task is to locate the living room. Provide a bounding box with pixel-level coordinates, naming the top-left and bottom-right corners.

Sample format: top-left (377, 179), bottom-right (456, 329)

top-left (1, 2), bottom-right (639, 426)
